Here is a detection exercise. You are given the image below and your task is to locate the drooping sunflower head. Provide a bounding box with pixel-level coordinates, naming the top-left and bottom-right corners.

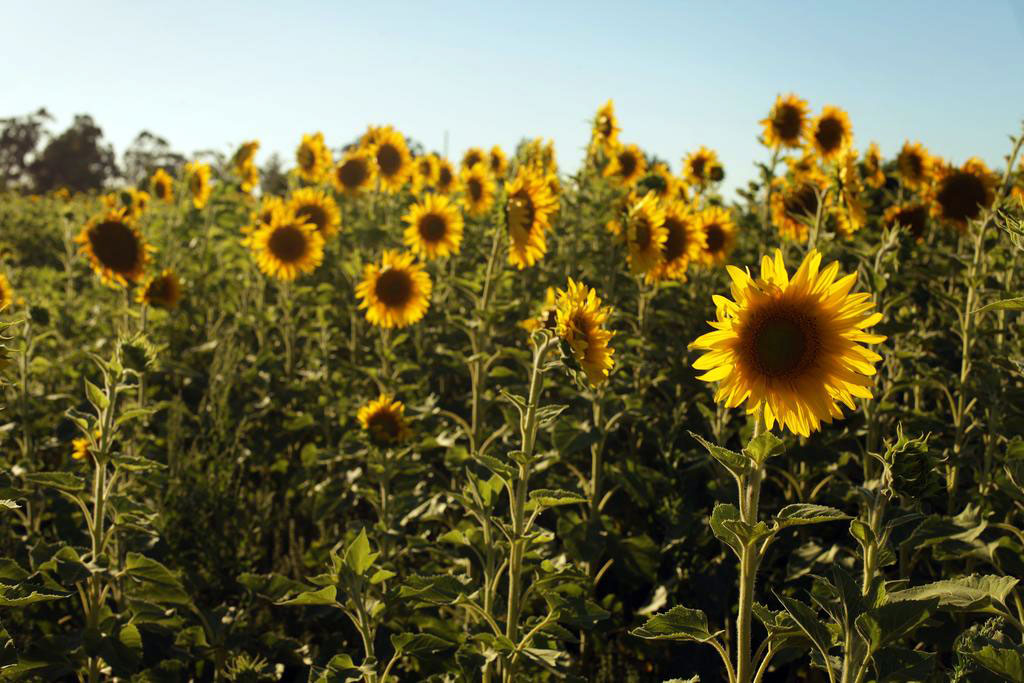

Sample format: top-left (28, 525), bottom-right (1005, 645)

top-left (696, 206), bottom-right (737, 266)
top-left (357, 394), bottom-right (412, 446)
top-left (287, 187), bottom-right (341, 240)
top-left (863, 142), bottom-right (886, 189)
top-left (184, 161), bottom-right (212, 209)
top-left (333, 148), bottom-right (377, 196)
top-left (412, 154), bottom-right (439, 194)
top-left (897, 141), bottom-right (932, 190)
top-left (0, 273), bottom-right (12, 312)
top-left (649, 201), bottom-right (705, 283)
top-left (591, 99), bottom-right (620, 155)
top-left (355, 250), bottom-right (432, 328)
top-left (150, 168), bottom-right (175, 202)
top-left (295, 132), bottom-right (332, 184)
top-left (554, 278), bottom-right (615, 386)
top-left (834, 149), bottom-right (867, 238)
top-left (244, 212), bottom-right (325, 281)
top-left (459, 164), bottom-right (497, 217)
top-left (436, 158), bottom-right (457, 194)
top-left (461, 147), bottom-right (486, 171)
top-left (76, 209), bottom-right (152, 287)
top-left (638, 162), bottom-right (677, 202)
top-left (489, 145), bottom-right (508, 179)
top-left (761, 93), bottom-right (809, 149)
top-left (684, 146), bottom-right (720, 187)
top-left (232, 140), bottom-right (260, 170)
top-left (690, 249), bottom-right (886, 437)
top-left (883, 203), bottom-right (930, 242)
top-left (809, 106), bottom-right (853, 162)
top-left (373, 129), bottom-right (413, 194)
top-left (625, 192), bottom-right (667, 276)
top-left (931, 158), bottom-right (995, 229)
top-left (604, 143), bottom-right (647, 186)
top-left (505, 165), bottom-right (558, 269)
top-left (136, 268), bottom-right (182, 309)
top-left (770, 178), bottom-right (824, 243)
top-left (403, 193), bottom-right (464, 260)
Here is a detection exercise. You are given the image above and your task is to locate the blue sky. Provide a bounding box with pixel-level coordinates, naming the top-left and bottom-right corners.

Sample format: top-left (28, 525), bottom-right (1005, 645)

top-left (3, 1), bottom-right (1023, 195)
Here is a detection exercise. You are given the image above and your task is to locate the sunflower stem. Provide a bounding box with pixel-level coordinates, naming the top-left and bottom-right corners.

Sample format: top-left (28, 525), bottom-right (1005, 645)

top-left (736, 414), bottom-right (764, 683)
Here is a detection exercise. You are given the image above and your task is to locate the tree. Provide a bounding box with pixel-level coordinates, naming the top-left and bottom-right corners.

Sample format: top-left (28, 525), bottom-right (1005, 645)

top-left (260, 152), bottom-right (289, 196)
top-left (0, 108), bottom-right (53, 191)
top-left (29, 114), bottom-right (118, 193)
top-left (122, 131), bottom-right (185, 185)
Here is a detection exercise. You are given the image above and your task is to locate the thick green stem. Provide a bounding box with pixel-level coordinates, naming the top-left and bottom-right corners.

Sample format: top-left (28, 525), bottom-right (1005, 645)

top-left (736, 416), bottom-right (764, 683)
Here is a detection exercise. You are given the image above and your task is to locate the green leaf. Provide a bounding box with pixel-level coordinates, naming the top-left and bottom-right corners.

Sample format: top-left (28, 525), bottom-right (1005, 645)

top-left (773, 504), bottom-right (850, 531)
top-left (399, 574), bottom-right (471, 605)
top-left (391, 632), bottom-right (454, 654)
top-left (690, 432), bottom-right (751, 479)
top-left (529, 489), bottom-right (587, 507)
top-left (872, 646), bottom-right (936, 682)
top-left (124, 552), bottom-right (192, 606)
top-left (238, 572), bottom-right (309, 601)
top-left (710, 503), bottom-right (745, 557)
top-left (630, 605), bottom-right (723, 642)
top-left (114, 455), bottom-right (166, 472)
top-left (344, 528), bottom-right (376, 576)
top-left (967, 644), bottom-right (1024, 680)
top-left (0, 586), bottom-right (66, 607)
top-left (975, 297), bottom-right (1024, 314)
top-left (276, 585), bottom-right (338, 607)
top-left (854, 599), bottom-right (936, 653)
top-left (776, 593), bottom-right (834, 664)
top-left (85, 379), bottom-right (108, 411)
top-left (22, 471), bottom-right (85, 493)
top-left (887, 575), bottom-right (1018, 611)
top-left (743, 432), bottom-right (785, 465)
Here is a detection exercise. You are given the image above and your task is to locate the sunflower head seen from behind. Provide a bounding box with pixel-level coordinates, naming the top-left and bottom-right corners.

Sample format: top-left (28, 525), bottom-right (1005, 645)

top-left (554, 278), bottom-right (615, 387)
top-left (355, 250), bottom-right (432, 329)
top-left (403, 194), bottom-right (464, 260)
top-left (77, 209), bottom-right (152, 287)
top-left (358, 394), bottom-right (412, 446)
top-left (690, 249), bottom-right (886, 437)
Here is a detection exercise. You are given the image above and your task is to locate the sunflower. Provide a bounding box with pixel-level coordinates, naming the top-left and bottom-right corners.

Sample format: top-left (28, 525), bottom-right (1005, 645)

top-left (372, 129), bottom-right (413, 194)
top-left (356, 250), bottom-right (432, 328)
top-left (244, 213), bottom-right (325, 281)
top-left (72, 435), bottom-right (91, 461)
top-left (863, 142), bottom-right (886, 189)
top-left (591, 99), bottom-right (620, 155)
top-left (403, 194), bottom-right (464, 259)
top-left (649, 201), bottom-right (705, 283)
top-left (625, 192), bottom-right (667, 276)
top-left (232, 140), bottom-right (260, 169)
top-left (460, 165), bottom-right (496, 217)
top-left (359, 125), bottom-right (389, 149)
top-left (554, 278), bottom-right (615, 386)
top-left (521, 286), bottom-right (558, 333)
top-left (357, 394), bottom-right (412, 445)
top-left (506, 165), bottom-right (558, 269)
top-left (770, 178), bottom-right (824, 243)
top-left (102, 188), bottom-right (150, 219)
top-left (761, 94), bottom-right (809, 149)
top-left (931, 158), bottom-right (996, 229)
top-left (489, 145), bottom-right (508, 179)
top-left (0, 273), bottom-right (12, 311)
top-left (604, 144), bottom-right (647, 186)
top-left (883, 203), bottom-right (930, 241)
top-left (76, 209), bottom-right (152, 286)
top-left (461, 147), bottom-right (486, 171)
top-left (690, 249), bottom-right (886, 437)
top-left (287, 187), bottom-right (341, 239)
top-left (295, 132), bottom-right (332, 184)
top-left (638, 163), bottom-right (677, 202)
top-left (150, 168), bottom-right (175, 203)
top-left (897, 141), bottom-right (932, 190)
top-left (809, 106), bottom-right (853, 163)
top-left (604, 190), bottom-right (638, 238)
top-left (523, 138), bottom-right (557, 175)
top-left (436, 158), bottom-right (457, 194)
top-left (412, 154), bottom-right (439, 194)
top-left (787, 150), bottom-right (827, 186)
top-left (136, 268), bottom-right (182, 309)
top-left (695, 206), bottom-right (736, 266)
top-left (245, 195), bottom-right (287, 235)
top-left (239, 161), bottom-right (260, 194)
top-left (333, 148), bottom-right (377, 196)
top-left (184, 161), bottom-right (212, 209)
top-left (684, 146), bottom-right (720, 187)
top-left (834, 149), bottom-right (867, 238)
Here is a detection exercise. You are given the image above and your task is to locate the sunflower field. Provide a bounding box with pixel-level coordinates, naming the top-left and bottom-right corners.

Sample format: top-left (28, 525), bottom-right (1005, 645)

top-left (1, 97), bottom-right (1024, 683)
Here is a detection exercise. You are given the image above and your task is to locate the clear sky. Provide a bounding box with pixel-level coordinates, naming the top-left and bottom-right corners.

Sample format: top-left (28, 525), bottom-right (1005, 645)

top-left (3, 1), bottom-right (1023, 196)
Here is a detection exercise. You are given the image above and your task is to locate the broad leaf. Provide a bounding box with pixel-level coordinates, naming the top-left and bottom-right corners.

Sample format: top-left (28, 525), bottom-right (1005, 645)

top-left (631, 605), bottom-right (723, 642)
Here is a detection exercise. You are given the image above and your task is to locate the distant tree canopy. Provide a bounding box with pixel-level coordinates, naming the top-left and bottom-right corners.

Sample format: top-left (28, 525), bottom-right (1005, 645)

top-left (0, 108), bottom-right (53, 191)
top-left (29, 115), bottom-right (119, 194)
top-left (122, 131), bottom-right (186, 185)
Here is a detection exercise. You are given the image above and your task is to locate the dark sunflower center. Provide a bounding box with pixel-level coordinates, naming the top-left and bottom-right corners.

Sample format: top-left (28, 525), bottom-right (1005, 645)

top-left (419, 213), bottom-right (447, 243)
top-left (937, 172), bottom-right (987, 222)
top-left (704, 223), bottom-right (725, 252)
top-left (633, 218), bottom-right (652, 250)
top-left (815, 117), bottom-right (844, 153)
top-left (147, 277), bottom-right (171, 302)
top-left (785, 184), bottom-right (819, 217)
top-left (155, 181), bottom-right (169, 199)
top-left (619, 151), bottom-right (638, 178)
top-left (439, 166), bottom-right (453, 188)
top-left (418, 159), bottom-right (432, 176)
top-left (905, 153), bottom-right (923, 179)
top-left (569, 312), bottom-right (592, 347)
top-left (641, 174), bottom-right (668, 196)
top-left (490, 154), bottom-right (502, 173)
top-left (338, 159), bottom-right (368, 188)
top-left (709, 165), bottom-right (724, 182)
top-left (377, 144), bottom-right (402, 176)
top-left (744, 305), bottom-right (821, 379)
top-left (507, 191), bottom-right (535, 236)
top-left (774, 104), bottom-right (803, 141)
top-left (375, 269), bottom-right (413, 307)
top-left (464, 152), bottom-right (482, 168)
top-left (298, 146), bottom-right (315, 170)
top-left (189, 174), bottom-right (203, 195)
top-left (662, 217), bottom-right (688, 261)
top-left (690, 157), bottom-right (706, 178)
top-left (367, 411), bottom-right (401, 441)
top-left (296, 204), bottom-right (328, 233)
top-left (89, 221), bottom-right (141, 275)
top-left (894, 205), bottom-right (928, 239)
top-left (469, 178), bottom-right (483, 201)
top-left (267, 225), bottom-right (309, 263)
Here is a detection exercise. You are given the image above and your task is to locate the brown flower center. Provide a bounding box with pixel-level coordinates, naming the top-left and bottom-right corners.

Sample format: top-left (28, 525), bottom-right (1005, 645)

top-left (377, 143), bottom-right (402, 176)
top-left (618, 151), bottom-right (638, 178)
top-left (468, 178), bottom-right (483, 202)
top-left (267, 225), bottom-right (309, 263)
top-left (367, 411), bottom-right (401, 442)
top-left (815, 117), bottom-right (844, 154)
top-left (704, 223), bottom-right (725, 252)
top-left (662, 216), bottom-right (689, 262)
top-left (438, 166), bottom-right (453, 189)
top-left (419, 213), bottom-right (447, 243)
top-left (338, 159), bottom-right (368, 188)
top-left (774, 104), bottom-right (803, 142)
top-left (690, 156), bottom-right (707, 179)
top-left (89, 221), bottom-right (141, 276)
top-left (892, 205), bottom-right (929, 239)
top-left (295, 204), bottom-right (328, 233)
top-left (785, 184), bottom-right (820, 218)
top-left (742, 303), bottom-right (822, 379)
top-left (507, 191), bottom-right (535, 237)
top-left (298, 145), bottom-right (315, 171)
top-left (375, 268), bottom-right (413, 307)
top-left (632, 217), bottom-right (652, 250)
top-left (937, 171), bottom-right (988, 223)
top-left (464, 151), bottom-right (483, 168)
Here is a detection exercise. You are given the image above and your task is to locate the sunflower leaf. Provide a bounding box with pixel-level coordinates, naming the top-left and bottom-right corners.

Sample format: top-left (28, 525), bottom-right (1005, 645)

top-left (887, 575), bottom-right (1018, 611)
top-left (772, 504), bottom-right (850, 531)
top-left (690, 431), bottom-right (751, 479)
top-left (975, 297), bottom-right (1024, 315)
top-left (630, 605), bottom-right (723, 643)
top-left (743, 432), bottom-right (786, 465)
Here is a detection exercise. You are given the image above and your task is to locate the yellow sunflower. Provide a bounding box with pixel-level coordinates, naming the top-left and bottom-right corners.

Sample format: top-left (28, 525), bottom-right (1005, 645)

top-left (554, 278), bottom-right (615, 386)
top-left (639, 162), bottom-right (677, 202)
top-left (232, 140), bottom-right (260, 169)
top-left (238, 161), bottom-right (260, 194)
top-left (690, 249), bottom-right (886, 437)
top-left (102, 188), bottom-right (150, 219)
top-left (245, 195), bottom-right (287, 235)
top-left (459, 164), bottom-right (497, 217)
top-left (333, 148), bottom-right (378, 196)
top-left (770, 178), bottom-right (825, 243)
top-left (436, 158), bottom-right (457, 194)
top-left (896, 141), bottom-right (932, 191)
top-left (244, 213), bottom-right (325, 281)
top-left (809, 106), bottom-right (853, 163)
top-left (506, 165), bottom-right (558, 269)
top-left (356, 250), bottom-right (432, 328)
top-left (72, 433), bottom-right (94, 461)
top-left (931, 158), bottom-right (996, 229)
top-left (625, 192), bottom-right (667, 276)
top-left (695, 206), bottom-right (736, 266)
top-left (523, 138), bottom-right (558, 175)
top-left (489, 145), bottom-right (508, 179)
top-left (883, 203), bottom-right (930, 242)
top-left (0, 273), bottom-right (12, 311)
top-left (150, 168), bottom-right (175, 203)
top-left (287, 187), bottom-right (341, 239)
top-left (461, 147), bottom-right (487, 171)
top-left (833, 150), bottom-right (867, 238)
top-left (295, 132), bottom-right (332, 184)
top-left (76, 209), bottom-right (152, 287)
top-left (787, 150), bottom-right (827, 186)
top-left (184, 161), bottom-right (212, 209)
top-left (412, 154), bottom-right (439, 194)
top-left (359, 125), bottom-right (388, 149)
top-left (136, 268), bottom-right (182, 309)
top-left (863, 142), bottom-right (886, 189)
top-left (604, 143), bottom-right (647, 186)
top-left (761, 93), bottom-right (809, 149)
top-left (357, 394), bottom-right (412, 445)
top-left (403, 194), bottom-right (464, 259)
top-left (649, 201), bottom-right (705, 283)
top-left (372, 129), bottom-right (413, 194)
top-left (684, 146), bottom-right (720, 187)
top-left (591, 99), bottom-right (620, 155)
